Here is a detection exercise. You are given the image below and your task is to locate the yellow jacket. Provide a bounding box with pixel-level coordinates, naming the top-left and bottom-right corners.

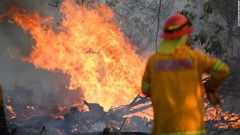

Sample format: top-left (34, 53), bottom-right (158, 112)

top-left (142, 45), bottom-right (229, 135)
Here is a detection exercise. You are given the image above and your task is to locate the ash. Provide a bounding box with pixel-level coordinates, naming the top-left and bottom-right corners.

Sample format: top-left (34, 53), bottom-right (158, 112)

top-left (5, 94), bottom-right (153, 135)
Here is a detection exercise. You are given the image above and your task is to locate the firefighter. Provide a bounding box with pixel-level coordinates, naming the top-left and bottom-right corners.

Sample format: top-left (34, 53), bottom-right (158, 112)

top-left (142, 14), bottom-right (229, 135)
top-left (0, 85), bottom-right (9, 135)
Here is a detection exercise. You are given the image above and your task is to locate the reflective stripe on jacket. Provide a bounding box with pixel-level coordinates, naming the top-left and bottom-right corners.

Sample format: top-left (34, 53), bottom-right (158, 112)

top-left (142, 45), bottom-right (229, 135)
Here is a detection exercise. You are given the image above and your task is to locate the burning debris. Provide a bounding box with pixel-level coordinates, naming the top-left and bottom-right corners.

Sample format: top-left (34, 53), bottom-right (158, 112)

top-left (0, 0), bottom-right (239, 135)
top-left (3, 86), bottom-right (240, 135)
top-left (5, 94), bottom-right (152, 135)
top-left (4, 92), bottom-right (240, 135)
top-left (4, 0), bottom-right (145, 112)
top-left (0, 85), bottom-right (9, 135)
top-left (1, 0), bottom-right (149, 133)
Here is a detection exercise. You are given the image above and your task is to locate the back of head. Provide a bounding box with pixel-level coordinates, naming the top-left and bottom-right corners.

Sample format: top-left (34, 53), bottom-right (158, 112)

top-left (161, 14), bottom-right (193, 39)
top-left (158, 14), bottom-right (193, 54)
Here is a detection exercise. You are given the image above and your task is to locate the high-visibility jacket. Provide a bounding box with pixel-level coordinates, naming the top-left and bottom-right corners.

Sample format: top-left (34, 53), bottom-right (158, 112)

top-left (142, 45), bottom-right (229, 135)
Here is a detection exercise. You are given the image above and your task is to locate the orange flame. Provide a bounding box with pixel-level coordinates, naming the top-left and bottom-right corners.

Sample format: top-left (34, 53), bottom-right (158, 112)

top-left (204, 102), bottom-right (240, 128)
top-left (6, 105), bottom-right (17, 119)
top-left (7, 0), bottom-right (145, 110)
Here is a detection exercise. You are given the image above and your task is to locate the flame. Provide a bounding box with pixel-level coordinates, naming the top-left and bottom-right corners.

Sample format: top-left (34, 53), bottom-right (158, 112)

top-left (26, 105), bottom-right (35, 111)
top-left (6, 0), bottom-right (145, 110)
top-left (0, 14), bottom-right (5, 22)
top-left (4, 1), bottom-right (240, 129)
top-left (204, 102), bottom-right (240, 128)
top-left (6, 105), bottom-right (17, 119)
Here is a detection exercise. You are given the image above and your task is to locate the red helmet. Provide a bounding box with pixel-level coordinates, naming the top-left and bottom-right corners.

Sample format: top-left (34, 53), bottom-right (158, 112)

top-left (161, 14), bottom-right (193, 39)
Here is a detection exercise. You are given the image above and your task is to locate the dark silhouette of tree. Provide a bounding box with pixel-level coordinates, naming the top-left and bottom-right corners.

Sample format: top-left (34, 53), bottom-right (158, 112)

top-left (155, 0), bottom-right (162, 52)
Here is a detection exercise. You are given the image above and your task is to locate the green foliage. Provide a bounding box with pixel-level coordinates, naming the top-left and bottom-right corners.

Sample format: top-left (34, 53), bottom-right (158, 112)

top-left (191, 29), bottom-right (224, 58)
top-left (179, 1), bottom-right (225, 58)
top-left (106, 0), bottom-right (119, 8)
top-left (199, 2), bottom-right (212, 19)
top-left (206, 35), bottom-right (223, 58)
top-left (177, 10), bottom-right (196, 20)
top-left (214, 22), bottom-right (224, 34)
top-left (197, 30), bottom-right (208, 44)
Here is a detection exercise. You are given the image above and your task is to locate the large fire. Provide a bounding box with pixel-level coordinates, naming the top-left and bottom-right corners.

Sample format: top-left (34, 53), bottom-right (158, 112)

top-left (2, 1), bottom-right (240, 133)
top-left (6, 0), bottom-right (145, 111)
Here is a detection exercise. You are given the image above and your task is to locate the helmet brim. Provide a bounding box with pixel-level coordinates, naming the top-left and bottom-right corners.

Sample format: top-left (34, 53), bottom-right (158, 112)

top-left (161, 27), bottom-right (193, 39)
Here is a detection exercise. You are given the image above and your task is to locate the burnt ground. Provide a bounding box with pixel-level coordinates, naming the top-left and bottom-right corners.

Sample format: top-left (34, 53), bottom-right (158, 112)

top-left (204, 59), bottom-right (240, 135)
top-left (4, 60), bottom-right (240, 135)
